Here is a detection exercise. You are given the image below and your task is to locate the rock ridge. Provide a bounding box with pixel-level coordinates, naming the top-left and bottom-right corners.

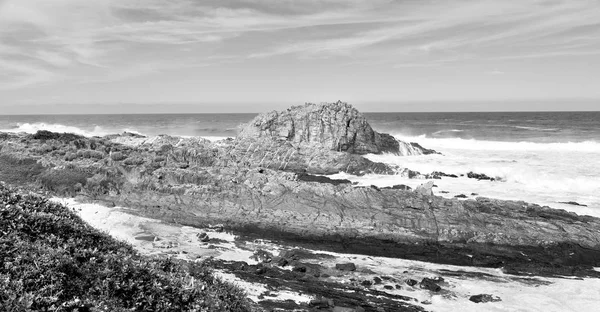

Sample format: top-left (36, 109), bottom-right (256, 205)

top-left (238, 101), bottom-right (432, 156)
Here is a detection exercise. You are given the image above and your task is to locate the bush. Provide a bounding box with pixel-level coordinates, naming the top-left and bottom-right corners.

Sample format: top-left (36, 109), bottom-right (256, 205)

top-left (0, 185), bottom-right (256, 312)
top-left (76, 150), bottom-right (104, 160)
top-left (110, 152), bottom-right (126, 161)
top-left (39, 169), bottom-right (89, 196)
top-left (0, 155), bottom-right (45, 185)
top-left (123, 157), bottom-right (145, 166)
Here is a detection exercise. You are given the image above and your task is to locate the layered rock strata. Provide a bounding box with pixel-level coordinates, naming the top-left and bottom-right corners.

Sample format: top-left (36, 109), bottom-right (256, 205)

top-left (238, 101), bottom-right (434, 156)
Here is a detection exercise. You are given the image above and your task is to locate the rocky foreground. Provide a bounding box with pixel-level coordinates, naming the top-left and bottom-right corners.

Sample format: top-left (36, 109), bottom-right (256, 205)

top-left (2, 102), bottom-right (600, 299)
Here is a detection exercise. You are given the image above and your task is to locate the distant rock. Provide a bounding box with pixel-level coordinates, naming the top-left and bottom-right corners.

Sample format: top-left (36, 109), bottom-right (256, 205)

top-left (197, 232), bottom-right (210, 242)
top-left (419, 278), bottom-right (442, 292)
top-left (467, 172), bottom-right (496, 181)
top-left (296, 172), bottom-right (351, 185)
top-left (469, 294), bottom-right (502, 303)
top-left (415, 181), bottom-right (435, 196)
top-left (238, 101), bottom-right (434, 156)
top-left (559, 201), bottom-right (588, 207)
top-left (427, 171), bottom-right (458, 179)
top-left (336, 263), bottom-right (357, 271)
top-left (382, 184), bottom-right (412, 191)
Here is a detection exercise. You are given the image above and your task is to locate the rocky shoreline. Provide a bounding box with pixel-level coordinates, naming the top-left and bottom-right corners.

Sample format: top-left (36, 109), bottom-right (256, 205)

top-left (2, 102), bottom-right (600, 287)
top-left (55, 197), bottom-right (597, 312)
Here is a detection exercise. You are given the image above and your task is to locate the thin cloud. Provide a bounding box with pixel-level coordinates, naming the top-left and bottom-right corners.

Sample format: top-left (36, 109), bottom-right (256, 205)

top-left (1, 0), bottom-right (599, 90)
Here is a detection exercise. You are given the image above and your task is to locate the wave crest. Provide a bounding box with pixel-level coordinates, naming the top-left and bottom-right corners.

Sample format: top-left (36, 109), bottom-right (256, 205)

top-left (393, 134), bottom-right (600, 153)
top-left (0, 123), bottom-right (141, 137)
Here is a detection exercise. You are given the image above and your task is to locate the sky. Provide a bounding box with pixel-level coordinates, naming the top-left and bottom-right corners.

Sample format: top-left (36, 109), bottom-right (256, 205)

top-left (0, 0), bottom-right (599, 113)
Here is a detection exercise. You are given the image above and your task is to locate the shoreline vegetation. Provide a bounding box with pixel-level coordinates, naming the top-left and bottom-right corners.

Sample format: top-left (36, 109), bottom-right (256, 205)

top-left (0, 184), bottom-right (258, 312)
top-left (2, 102), bottom-right (600, 311)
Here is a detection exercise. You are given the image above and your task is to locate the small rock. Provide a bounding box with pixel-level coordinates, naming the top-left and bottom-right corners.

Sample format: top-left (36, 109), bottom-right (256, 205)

top-left (209, 224), bottom-right (224, 232)
top-left (360, 280), bottom-right (373, 287)
top-left (335, 262), bottom-right (357, 271)
top-left (559, 201), bottom-right (588, 207)
top-left (469, 294), bottom-right (502, 303)
top-left (373, 277), bottom-right (383, 284)
top-left (293, 266), bottom-right (307, 273)
top-left (454, 194), bottom-right (468, 199)
top-left (467, 172), bottom-right (495, 181)
top-left (383, 285), bottom-right (394, 290)
top-left (419, 278), bottom-right (442, 292)
top-left (276, 257), bottom-right (289, 267)
top-left (421, 300), bottom-right (432, 305)
top-left (255, 267), bottom-right (268, 275)
top-left (405, 279), bottom-right (418, 286)
top-left (415, 181), bottom-right (435, 196)
top-left (196, 232), bottom-right (210, 242)
top-left (390, 184), bottom-right (411, 191)
top-left (309, 297), bottom-right (334, 308)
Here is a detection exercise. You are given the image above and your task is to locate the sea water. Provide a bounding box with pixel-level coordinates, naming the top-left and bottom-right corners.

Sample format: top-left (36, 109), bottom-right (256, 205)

top-left (1, 111), bottom-right (599, 217)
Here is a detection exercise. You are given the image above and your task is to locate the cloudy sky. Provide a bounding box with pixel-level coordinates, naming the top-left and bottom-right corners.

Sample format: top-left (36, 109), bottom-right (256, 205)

top-left (1, 0), bottom-right (599, 113)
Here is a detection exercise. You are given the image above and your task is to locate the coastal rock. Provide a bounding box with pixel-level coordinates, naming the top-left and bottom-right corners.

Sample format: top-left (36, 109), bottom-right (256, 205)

top-left (559, 201), bottom-right (588, 207)
top-left (3, 116), bottom-right (600, 278)
top-left (419, 278), bottom-right (442, 292)
top-left (238, 101), bottom-right (433, 156)
top-left (219, 137), bottom-right (399, 175)
top-left (469, 294), bottom-right (502, 303)
top-left (467, 172), bottom-right (496, 181)
top-left (415, 181), bottom-right (435, 196)
top-left (335, 263), bottom-right (357, 272)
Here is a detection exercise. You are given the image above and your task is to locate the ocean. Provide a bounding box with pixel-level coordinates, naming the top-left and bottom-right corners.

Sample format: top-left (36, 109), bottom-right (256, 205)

top-left (1, 111), bottom-right (599, 217)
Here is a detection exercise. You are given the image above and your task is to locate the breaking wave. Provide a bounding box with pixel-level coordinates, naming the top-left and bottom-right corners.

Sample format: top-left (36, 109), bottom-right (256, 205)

top-left (393, 134), bottom-right (600, 153)
top-left (0, 123), bottom-right (143, 137)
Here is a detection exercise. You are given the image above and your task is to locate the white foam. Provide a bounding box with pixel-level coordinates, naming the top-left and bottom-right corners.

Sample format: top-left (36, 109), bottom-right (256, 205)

top-left (1, 122), bottom-right (145, 137)
top-left (1, 122), bottom-right (231, 142)
top-left (393, 134), bottom-right (600, 153)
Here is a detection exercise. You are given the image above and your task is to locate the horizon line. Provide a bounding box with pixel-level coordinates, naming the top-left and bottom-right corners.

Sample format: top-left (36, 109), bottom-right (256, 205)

top-left (1, 109), bottom-right (600, 116)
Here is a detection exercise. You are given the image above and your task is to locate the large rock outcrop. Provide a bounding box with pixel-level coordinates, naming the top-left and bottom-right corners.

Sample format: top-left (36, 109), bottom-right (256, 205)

top-left (2, 101), bottom-right (600, 278)
top-left (238, 101), bottom-right (429, 156)
top-left (2, 129), bottom-right (600, 277)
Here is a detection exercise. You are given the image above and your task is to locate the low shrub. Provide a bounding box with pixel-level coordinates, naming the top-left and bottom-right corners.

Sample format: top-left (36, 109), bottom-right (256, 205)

top-left (110, 152), bottom-right (126, 161)
top-left (0, 155), bottom-right (45, 185)
top-left (123, 157), bottom-right (145, 166)
top-left (0, 185), bottom-right (256, 312)
top-left (76, 150), bottom-right (105, 160)
top-left (38, 169), bottom-right (89, 196)
top-left (64, 152), bottom-right (77, 161)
